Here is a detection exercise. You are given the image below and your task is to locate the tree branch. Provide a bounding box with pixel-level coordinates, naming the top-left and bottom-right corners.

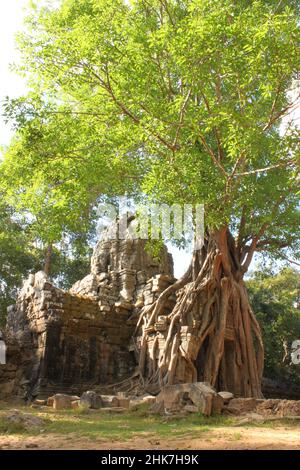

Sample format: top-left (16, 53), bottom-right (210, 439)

top-left (237, 205), bottom-right (247, 256)
top-left (263, 91), bottom-right (300, 132)
top-left (172, 88), bottom-right (192, 149)
top-left (275, 252), bottom-right (300, 267)
top-left (198, 131), bottom-right (228, 177)
top-left (234, 159), bottom-right (294, 177)
top-left (241, 195), bottom-right (285, 272)
top-left (86, 64), bottom-right (176, 152)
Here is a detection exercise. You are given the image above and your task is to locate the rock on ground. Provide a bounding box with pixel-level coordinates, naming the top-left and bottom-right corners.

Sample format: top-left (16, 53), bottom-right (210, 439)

top-left (53, 394), bottom-right (72, 410)
top-left (129, 395), bottom-right (156, 410)
top-left (5, 410), bottom-right (44, 430)
top-left (100, 395), bottom-right (119, 408)
top-left (80, 391), bottom-right (102, 409)
top-left (225, 398), bottom-right (300, 417)
top-left (155, 382), bottom-right (224, 416)
top-left (218, 391), bottom-right (234, 403)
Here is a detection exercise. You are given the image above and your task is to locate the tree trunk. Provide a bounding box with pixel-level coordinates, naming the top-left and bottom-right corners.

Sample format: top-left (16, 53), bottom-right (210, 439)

top-left (44, 244), bottom-right (53, 277)
top-left (136, 227), bottom-right (264, 398)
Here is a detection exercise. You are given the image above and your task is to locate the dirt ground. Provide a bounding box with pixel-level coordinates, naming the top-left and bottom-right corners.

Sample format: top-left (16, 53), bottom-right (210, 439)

top-left (0, 425), bottom-right (299, 450)
top-left (1, 402), bottom-right (299, 450)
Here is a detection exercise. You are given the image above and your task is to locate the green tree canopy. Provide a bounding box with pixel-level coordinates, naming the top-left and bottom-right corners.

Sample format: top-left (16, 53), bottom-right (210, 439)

top-left (1, 0), bottom-right (298, 263)
top-left (1, 93), bottom-right (142, 246)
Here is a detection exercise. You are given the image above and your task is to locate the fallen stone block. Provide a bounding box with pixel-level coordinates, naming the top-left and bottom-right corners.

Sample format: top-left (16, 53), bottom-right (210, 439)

top-left (129, 397), bottom-right (144, 410)
top-left (227, 398), bottom-right (257, 414)
top-left (184, 405), bottom-right (198, 413)
top-left (47, 396), bottom-right (54, 407)
top-left (100, 395), bottom-right (119, 408)
top-left (53, 394), bottom-right (72, 410)
top-left (129, 395), bottom-right (156, 410)
top-left (80, 391), bottom-right (102, 409)
top-left (190, 383), bottom-right (224, 415)
top-left (218, 391), bottom-right (234, 403)
top-left (71, 400), bottom-right (80, 409)
top-left (156, 382), bottom-right (223, 416)
top-left (256, 399), bottom-right (300, 417)
top-left (70, 395), bottom-right (80, 401)
top-left (33, 399), bottom-right (47, 406)
top-left (143, 395), bottom-right (156, 405)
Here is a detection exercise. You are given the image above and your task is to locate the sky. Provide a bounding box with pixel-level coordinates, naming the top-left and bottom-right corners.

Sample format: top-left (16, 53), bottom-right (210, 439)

top-left (0, 0), bottom-right (29, 149)
top-left (0, 1), bottom-right (298, 278)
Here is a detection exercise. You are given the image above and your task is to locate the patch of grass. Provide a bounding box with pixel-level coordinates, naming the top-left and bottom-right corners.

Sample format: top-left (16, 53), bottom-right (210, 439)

top-left (231, 432), bottom-right (242, 441)
top-left (72, 405), bottom-right (92, 415)
top-left (245, 418), bottom-right (300, 429)
top-left (0, 405), bottom-right (258, 443)
top-left (34, 409), bottom-right (233, 441)
top-left (0, 405), bottom-right (231, 440)
top-left (0, 408), bottom-right (50, 437)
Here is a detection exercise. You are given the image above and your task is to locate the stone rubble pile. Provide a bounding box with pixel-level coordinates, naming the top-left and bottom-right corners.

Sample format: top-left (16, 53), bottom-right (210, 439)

top-left (225, 397), bottom-right (300, 417)
top-left (29, 384), bottom-right (300, 419)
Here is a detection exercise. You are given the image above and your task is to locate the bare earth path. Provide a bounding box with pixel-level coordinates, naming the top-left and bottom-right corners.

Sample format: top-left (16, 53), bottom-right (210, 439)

top-left (0, 426), bottom-right (299, 450)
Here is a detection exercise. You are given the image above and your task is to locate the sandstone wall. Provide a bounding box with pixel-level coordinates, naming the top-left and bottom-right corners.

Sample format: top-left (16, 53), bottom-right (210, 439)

top-left (4, 272), bottom-right (136, 399)
top-left (0, 222), bottom-right (174, 401)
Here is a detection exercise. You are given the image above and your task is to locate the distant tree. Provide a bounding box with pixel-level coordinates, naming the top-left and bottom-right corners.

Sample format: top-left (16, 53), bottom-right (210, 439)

top-left (248, 267), bottom-right (300, 386)
top-left (0, 201), bottom-right (40, 326)
top-left (0, 198), bottom-right (92, 327)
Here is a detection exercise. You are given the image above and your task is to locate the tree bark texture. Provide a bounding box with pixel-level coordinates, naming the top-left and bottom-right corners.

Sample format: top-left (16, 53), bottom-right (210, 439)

top-left (136, 227), bottom-right (264, 398)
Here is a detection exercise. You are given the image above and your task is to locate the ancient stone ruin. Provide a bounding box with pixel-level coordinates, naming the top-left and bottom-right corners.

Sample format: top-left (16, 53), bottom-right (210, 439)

top-left (1, 218), bottom-right (299, 404)
top-left (0, 220), bottom-right (174, 400)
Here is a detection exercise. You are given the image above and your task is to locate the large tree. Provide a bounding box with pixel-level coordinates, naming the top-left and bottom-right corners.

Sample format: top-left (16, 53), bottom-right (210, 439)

top-left (2, 0), bottom-right (300, 397)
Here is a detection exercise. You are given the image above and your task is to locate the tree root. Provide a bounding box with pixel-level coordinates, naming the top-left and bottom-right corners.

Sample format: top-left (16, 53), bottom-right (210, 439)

top-left (134, 229), bottom-right (264, 398)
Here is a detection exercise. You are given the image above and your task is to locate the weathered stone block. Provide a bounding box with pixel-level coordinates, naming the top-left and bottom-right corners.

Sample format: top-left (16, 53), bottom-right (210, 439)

top-left (156, 382), bottom-right (222, 416)
top-left (218, 391), bottom-right (234, 403)
top-left (100, 395), bottom-right (119, 408)
top-left (118, 398), bottom-right (130, 409)
top-left (33, 399), bottom-right (47, 406)
top-left (227, 398), bottom-right (257, 414)
top-left (53, 394), bottom-right (72, 410)
top-left (80, 391), bottom-right (102, 409)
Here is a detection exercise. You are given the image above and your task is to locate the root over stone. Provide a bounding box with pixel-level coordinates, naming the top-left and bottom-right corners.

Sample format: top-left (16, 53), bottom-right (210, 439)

top-left (135, 227), bottom-right (264, 398)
